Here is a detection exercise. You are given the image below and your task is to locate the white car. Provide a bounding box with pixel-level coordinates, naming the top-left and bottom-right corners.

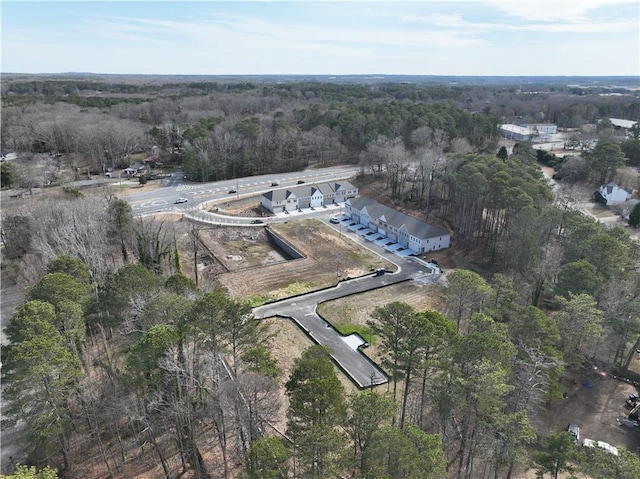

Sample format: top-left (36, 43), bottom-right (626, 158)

top-left (174, 198), bottom-right (188, 204)
top-left (329, 216), bottom-right (340, 224)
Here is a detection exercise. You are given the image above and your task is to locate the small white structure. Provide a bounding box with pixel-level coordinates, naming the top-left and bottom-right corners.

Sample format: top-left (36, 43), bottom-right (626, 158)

top-left (500, 124), bottom-right (533, 142)
top-left (598, 183), bottom-right (631, 205)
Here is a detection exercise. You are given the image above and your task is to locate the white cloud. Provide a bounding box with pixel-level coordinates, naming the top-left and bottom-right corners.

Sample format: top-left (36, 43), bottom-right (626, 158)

top-left (2, 1), bottom-right (638, 75)
top-left (82, 10), bottom-right (486, 54)
top-left (484, 0), bottom-right (637, 22)
top-left (363, 3), bottom-right (637, 36)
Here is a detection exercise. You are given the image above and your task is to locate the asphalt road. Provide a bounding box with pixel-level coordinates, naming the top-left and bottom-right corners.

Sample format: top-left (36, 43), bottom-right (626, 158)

top-left (125, 166), bottom-right (361, 216)
top-left (254, 223), bottom-right (439, 389)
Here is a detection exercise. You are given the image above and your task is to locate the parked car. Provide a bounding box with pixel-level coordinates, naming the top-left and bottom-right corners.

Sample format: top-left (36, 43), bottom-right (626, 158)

top-left (582, 438), bottom-right (618, 456)
top-left (250, 219), bottom-right (264, 224)
top-left (174, 198), bottom-right (188, 204)
top-left (620, 418), bottom-right (639, 428)
top-left (567, 424), bottom-right (579, 445)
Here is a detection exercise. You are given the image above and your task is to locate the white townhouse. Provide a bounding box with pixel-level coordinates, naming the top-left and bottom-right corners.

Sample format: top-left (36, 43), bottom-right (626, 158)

top-left (261, 180), bottom-right (358, 213)
top-left (346, 197), bottom-right (450, 253)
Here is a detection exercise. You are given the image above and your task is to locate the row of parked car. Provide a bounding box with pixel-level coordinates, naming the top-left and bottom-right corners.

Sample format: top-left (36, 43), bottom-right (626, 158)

top-left (567, 424), bottom-right (619, 456)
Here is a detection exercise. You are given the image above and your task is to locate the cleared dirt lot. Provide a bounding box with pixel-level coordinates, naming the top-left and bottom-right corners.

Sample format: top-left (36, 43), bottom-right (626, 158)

top-left (539, 368), bottom-right (640, 455)
top-left (197, 219), bottom-right (397, 304)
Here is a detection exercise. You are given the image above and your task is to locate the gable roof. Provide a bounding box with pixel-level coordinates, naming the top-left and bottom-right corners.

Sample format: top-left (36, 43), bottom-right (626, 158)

top-left (348, 197), bottom-right (449, 240)
top-left (263, 189), bottom-right (297, 202)
top-left (262, 180), bottom-right (359, 202)
top-left (600, 183), bottom-right (630, 197)
top-left (332, 180), bottom-right (356, 192)
top-left (315, 183), bottom-right (336, 195)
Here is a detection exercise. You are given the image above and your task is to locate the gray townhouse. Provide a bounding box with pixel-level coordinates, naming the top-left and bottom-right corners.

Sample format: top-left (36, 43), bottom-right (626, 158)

top-left (346, 197), bottom-right (450, 253)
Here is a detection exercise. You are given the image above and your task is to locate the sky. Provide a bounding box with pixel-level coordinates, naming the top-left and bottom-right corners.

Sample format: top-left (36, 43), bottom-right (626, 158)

top-left (2, 0), bottom-right (639, 76)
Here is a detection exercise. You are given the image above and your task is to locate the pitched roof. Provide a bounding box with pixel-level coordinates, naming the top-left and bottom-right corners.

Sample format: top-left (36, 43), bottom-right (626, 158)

top-left (263, 189), bottom-right (297, 202)
top-left (348, 197), bottom-right (449, 240)
top-left (600, 183), bottom-right (629, 197)
top-left (315, 183), bottom-right (335, 195)
top-left (262, 180), bottom-right (359, 202)
top-left (331, 180), bottom-right (356, 192)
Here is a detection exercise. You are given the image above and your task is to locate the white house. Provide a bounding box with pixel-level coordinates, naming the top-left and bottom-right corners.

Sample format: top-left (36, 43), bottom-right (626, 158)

top-left (346, 197), bottom-right (450, 253)
top-left (598, 183), bottom-right (631, 205)
top-left (261, 180), bottom-right (358, 213)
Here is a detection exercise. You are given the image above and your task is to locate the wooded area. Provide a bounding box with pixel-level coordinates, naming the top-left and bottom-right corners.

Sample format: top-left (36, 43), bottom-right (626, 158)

top-left (1, 77), bottom-right (640, 479)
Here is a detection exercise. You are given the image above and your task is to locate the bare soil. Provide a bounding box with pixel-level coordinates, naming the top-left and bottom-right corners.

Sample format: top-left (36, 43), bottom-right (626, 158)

top-left (197, 219), bottom-right (396, 303)
top-left (532, 367), bottom-right (640, 461)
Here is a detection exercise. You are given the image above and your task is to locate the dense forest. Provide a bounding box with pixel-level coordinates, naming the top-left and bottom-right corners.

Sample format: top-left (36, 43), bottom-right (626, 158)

top-left (1, 77), bottom-right (640, 479)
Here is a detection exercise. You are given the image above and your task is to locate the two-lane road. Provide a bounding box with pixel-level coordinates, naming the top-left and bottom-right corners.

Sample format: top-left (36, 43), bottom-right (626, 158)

top-left (125, 166), bottom-right (360, 215)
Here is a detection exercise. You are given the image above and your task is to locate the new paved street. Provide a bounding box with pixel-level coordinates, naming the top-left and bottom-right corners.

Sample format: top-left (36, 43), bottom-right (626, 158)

top-left (253, 227), bottom-right (439, 389)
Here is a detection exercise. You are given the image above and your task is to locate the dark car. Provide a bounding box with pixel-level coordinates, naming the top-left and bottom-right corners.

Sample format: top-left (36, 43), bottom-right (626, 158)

top-left (228, 189), bottom-right (237, 194)
top-left (297, 180), bottom-right (305, 184)
top-left (250, 219), bottom-right (264, 224)
top-left (271, 181), bottom-right (279, 186)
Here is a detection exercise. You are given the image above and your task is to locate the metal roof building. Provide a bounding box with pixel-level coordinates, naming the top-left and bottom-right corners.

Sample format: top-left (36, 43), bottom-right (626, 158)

top-left (500, 124), bottom-right (534, 142)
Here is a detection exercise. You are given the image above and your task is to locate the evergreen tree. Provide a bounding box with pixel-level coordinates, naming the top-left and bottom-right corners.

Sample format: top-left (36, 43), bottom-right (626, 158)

top-left (244, 437), bottom-right (289, 479)
top-left (2, 303), bottom-right (83, 470)
top-left (286, 345), bottom-right (347, 478)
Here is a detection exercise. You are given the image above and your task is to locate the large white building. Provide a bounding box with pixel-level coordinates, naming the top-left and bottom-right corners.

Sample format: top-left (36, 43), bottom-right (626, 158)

top-left (609, 118), bottom-right (638, 131)
top-left (500, 124), bottom-right (533, 142)
top-left (261, 181), bottom-right (358, 213)
top-left (346, 197), bottom-right (450, 254)
top-left (521, 123), bottom-right (558, 135)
